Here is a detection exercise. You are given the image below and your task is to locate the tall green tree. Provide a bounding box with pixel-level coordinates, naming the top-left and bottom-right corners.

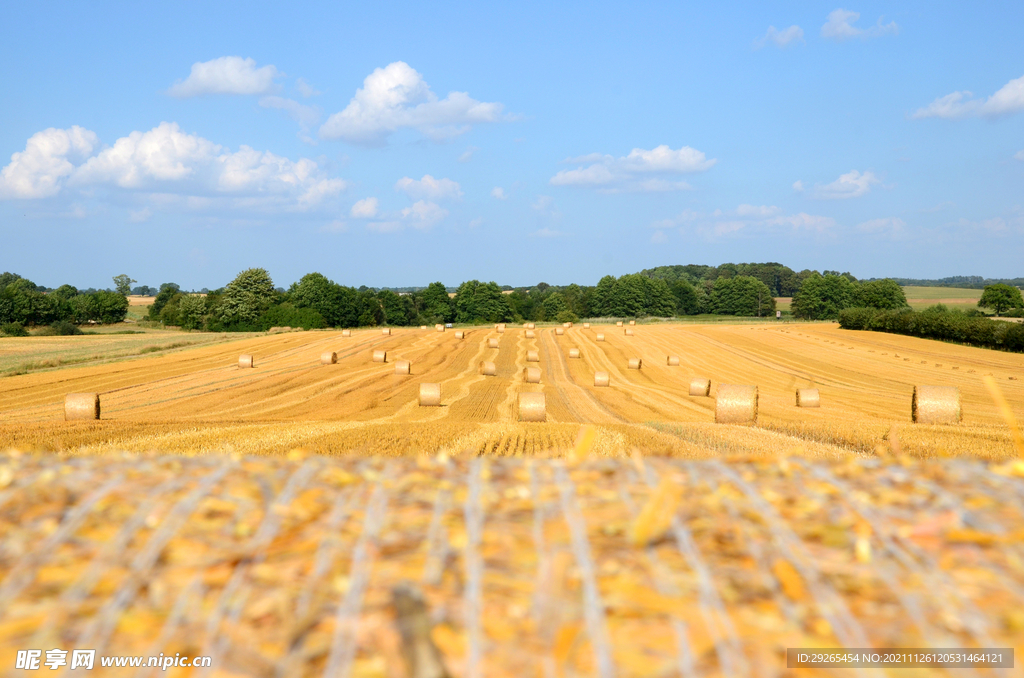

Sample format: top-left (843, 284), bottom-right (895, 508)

top-left (112, 274), bottom-right (136, 296)
top-left (218, 268), bottom-right (277, 327)
top-left (791, 273), bottom-right (856, 319)
top-left (419, 282), bottom-right (454, 323)
top-left (855, 279), bottom-right (907, 310)
top-left (178, 294), bottom-right (207, 330)
top-left (978, 284), bottom-right (1024, 316)
top-left (710, 276), bottom-right (776, 316)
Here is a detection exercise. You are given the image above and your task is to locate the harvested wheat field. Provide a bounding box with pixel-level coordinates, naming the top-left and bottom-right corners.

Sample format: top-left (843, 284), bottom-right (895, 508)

top-left (0, 451), bottom-right (1022, 677)
top-left (1, 323), bottom-right (1023, 458)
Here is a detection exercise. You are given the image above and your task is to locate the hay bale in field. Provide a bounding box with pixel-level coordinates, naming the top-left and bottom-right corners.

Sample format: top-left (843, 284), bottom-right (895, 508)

top-left (526, 322), bottom-right (536, 330)
top-left (382, 328), bottom-right (392, 335)
top-left (455, 330), bottom-right (465, 339)
top-left (238, 354), bottom-right (254, 369)
top-left (583, 323), bottom-right (590, 329)
top-left (563, 322), bottom-right (573, 328)
top-left (518, 392), bottom-right (546, 421)
top-left (524, 366), bottom-right (541, 383)
top-left (320, 351), bottom-right (337, 365)
top-left (488, 338), bottom-right (499, 349)
top-left (342, 330), bottom-right (351, 337)
top-left (435, 324), bottom-right (445, 332)
top-left (624, 328), bottom-right (634, 336)
top-left (420, 325), bottom-right (427, 330)
top-left (555, 328), bottom-right (564, 335)
top-left (419, 383), bottom-right (441, 407)
top-left (912, 386), bottom-right (962, 424)
top-left (496, 324), bottom-right (506, 334)
top-left (667, 356), bottom-right (680, 366)
top-left (527, 350), bottom-right (539, 362)
top-left (372, 350), bottom-right (387, 363)
top-left (395, 360), bottom-right (411, 375)
top-left (594, 372), bottom-right (610, 387)
top-left (65, 393), bottom-right (99, 421)
top-left (616, 321), bottom-right (623, 327)
top-left (628, 358), bottom-right (642, 370)
top-left (629, 320), bottom-right (636, 326)
top-left (569, 348), bottom-right (580, 359)
top-left (479, 361), bottom-right (496, 376)
top-left (525, 330), bottom-right (535, 339)
top-left (689, 378), bottom-right (711, 397)
top-left (796, 388), bottom-right (820, 408)
top-left (716, 384), bottom-right (758, 424)
top-left (596, 334), bottom-right (605, 342)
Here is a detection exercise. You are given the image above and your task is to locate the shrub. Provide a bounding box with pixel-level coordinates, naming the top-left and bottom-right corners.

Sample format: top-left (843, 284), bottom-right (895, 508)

top-left (838, 306), bottom-right (1023, 353)
top-left (50, 321), bottom-right (83, 335)
top-left (1, 322), bottom-right (28, 337)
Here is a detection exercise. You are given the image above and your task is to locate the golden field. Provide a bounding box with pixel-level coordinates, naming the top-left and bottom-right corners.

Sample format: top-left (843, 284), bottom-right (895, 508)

top-left (1, 322), bottom-right (1023, 459)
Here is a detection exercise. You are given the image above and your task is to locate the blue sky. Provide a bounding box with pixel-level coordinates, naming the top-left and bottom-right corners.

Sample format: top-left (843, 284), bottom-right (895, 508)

top-left (1, 1), bottom-right (1022, 290)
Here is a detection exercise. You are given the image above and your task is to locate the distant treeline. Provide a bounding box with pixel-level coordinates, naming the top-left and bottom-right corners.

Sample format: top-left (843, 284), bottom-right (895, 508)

top-left (0, 272), bottom-right (128, 332)
top-left (877, 275), bottom-right (1024, 289)
top-left (839, 306), bottom-right (1024, 353)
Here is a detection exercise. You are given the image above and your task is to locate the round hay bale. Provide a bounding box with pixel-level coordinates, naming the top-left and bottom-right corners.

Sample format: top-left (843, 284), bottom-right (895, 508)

top-left (65, 393), bottom-right (99, 421)
top-left (715, 385), bottom-right (758, 424)
top-left (689, 378), bottom-right (711, 397)
top-left (583, 323), bottom-right (590, 329)
top-left (555, 328), bottom-right (564, 335)
top-left (594, 372), bottom-right (610, 387)
top-left (382, 328), bottom-right (391, 335)
top-left (624, 328), bottom-right (634, 336)
top-left (455, 331), bottom-right (465, 339)
top-left (496, 324), bottom-right (506, 334)
top-left (596, 333), bottom-right (605, 342)
top-left (563, 322), bottom-right (573, 328)
top-left (527, 350), bottom-right (539, 362)
top-left (342, 330), bottom-right (351, 337)
top-left (420, 325), bottom-right (427, 330)
top-left (524, 366), bottom-right (541, 383)
top-left (435, 324), bottom-right (445, 332)
top-left (616, 321), bottom-right (623, 327)
top-left (518, 392), bottom-right (546, 422)
top-left (479, 361), bottom-right (496, 376)
top-left (796, 388), bottom-right (820, 408)
top-left (419, 383), bottom-right (441, 407)
top-left (394, 360), bottom-right (411, 375)
top-left (912, 386), bottom-right (962, 424)
top-left (372, 350), bottom-right (387, 363)
top-left (488, 338), bottom-right (499, 349)
top-left (320, 351), bottom-right (337, 365)
top-left (667, 355), bottom-right (680, 366)
top-left (525, 330), bottom-right (535, 339)
top-left (238, 354), bottom-right (254, 369)
top-left (629, 320), bottom-right (636, 326)
top-left (526, 322), bottom-right (536, 330)
top-left (628, 358), bottom-right (642, 370)
top-left (568, 348), bottom-right (581, 359)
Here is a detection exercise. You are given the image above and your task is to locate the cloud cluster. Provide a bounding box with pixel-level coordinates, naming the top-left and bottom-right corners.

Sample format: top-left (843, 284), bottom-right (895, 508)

top-left (794, 170), bottom-right (880, 199)
top-left (755, 25), bottom-right (804, 48)
top-left (913, 74), bottom-right (1024, 120)
top-left (347, 174), bottom-right (462, 233)
top-left (0, 123), bottom-right (346, 211)
top-left (651, 205), bottom-right (836, 241)
top-left (320, 62), bottom-right (510, 145)
top-left (550, 145), bottom-right (716, 192)
top-left (394, 174), bottom-right (463, 200)
top-left (820, 9), bottom-right (898, 40)
top-left (167, 56), bottom-right (280, 97)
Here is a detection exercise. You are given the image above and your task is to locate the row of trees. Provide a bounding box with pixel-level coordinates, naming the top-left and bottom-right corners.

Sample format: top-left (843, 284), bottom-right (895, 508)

top-left (839, 305), bottom-right (1024, 352)
top-left (0, 273), bottom-right (129, 328)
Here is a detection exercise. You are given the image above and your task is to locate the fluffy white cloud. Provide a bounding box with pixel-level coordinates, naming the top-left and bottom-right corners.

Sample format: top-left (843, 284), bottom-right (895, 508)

top-left (394, 174), bottom-right (463, 200)
top-left (491, 187), bottom-right (507, 200)
top-left (320, 62), bottom-right (510, 145)
top-left (654, 205), bottom-right (836, 238)
top-left (0, 126), bottom-right (97, 198)
top-left (400, 200), bottom-right (447, 229)
top-left (765, 213), bottom-right (836, 231)
top-left (295, 78), bottom-right (320, 98)
top-left (550, 144), bottom-right (714, 192)
top-left (821, 9), bottom-right (898, 40)
top-left (1016, 149), bottom-right (1024, 161)
top-left (813, 170), bottom-right (880, 199)
top-left (1, 122), bottom-right (347, 211)
top-left (912, 74), bottom-right (1024, 120)
top-left (792, 180), bottom-right (804, 191)
top-left (756, 25), bottom-right (804, 48)
top-left (167, 56), bottom-right (280, 97)
top-left (350, 197), bottom-right (379, 218)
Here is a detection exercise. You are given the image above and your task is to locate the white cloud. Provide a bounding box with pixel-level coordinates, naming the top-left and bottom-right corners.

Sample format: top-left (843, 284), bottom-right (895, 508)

top-left (167, 56), bottom-right (279, 97)
top-left (491, 187), bottom-right (507, 200)
top-left (792, 180), bottom-right (804, 191)
top-left (821, 9), bottom-right (898, 41)
top-left (295, 78), bottom-right (320, 98)
top-left (550, 144), bottom-right (714, 192)
top-left (258, 96), bottom-right (321, 140)
top-left (458, 146), bottom-right (478, 162)
top-left (1016, 149), bottom-right (1024, 161)
top-left (0, 126), bottom-right (97, 198)
top-left (350, 197), bottom-right (379, 218)
top-left (814, 170), bottom-right (880, 199)
top-left (468, 217), bottom-right (483, 228)
top-left (654, 205), bottom-right (836, 239)
top-left (651, 230), bottom-right (668, 244)
top-left (394, 174), bottom-right (463, 200)
top-left (765, 213), bottom-right (837, 232)
top-left (736, 204), bottom-right (781, 217)
top-left (400, 200), bottom-right (447, 229)
top-left (128, 207), bottom-right (152, 223)
top-left (857, 217), bottom-right (906, 234)
top-left (756, 25), bottom-right (804, 48)
top-left (912, 74), bottom-right (1024, 120)
top-left (73, 122), bottom-right (219, 187)
top-left (319, 61), bottom-right (511, 145)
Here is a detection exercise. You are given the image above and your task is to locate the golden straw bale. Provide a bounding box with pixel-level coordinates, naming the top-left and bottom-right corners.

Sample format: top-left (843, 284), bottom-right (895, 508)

top-left (796, 388), bottom-right (820, 408)
top-left (419, 383), bottom-right (441, 407)
top-left (569, 348), bottom-right (580, 359)
top-left (583, 323), bottom-right (590, 329)
top-left (455, 331), bottom-right (465, 339)
top-left (394, 360), bottom-right (411, 375)
top-left (527, 323), bottom-right (536, 329)
top-left (715, 384), bottom-right (758, 424)
top-left (627, 358), bottom-right (642, 370)
top-left (912, 386), bottom-right (962, 424)
top-left (479, 361), bottom-right (496, 376)
top-left (667, 356), bottom-right (680, 366)
top-left (688, 378), bottom-right (711, 397)
top-left (420, 325), bottom-right (427, 330)
top-left (555, 328), bottom-right (564, 335)
top-left (624, 329), bottom-right (634, 336)
top-left (488, 338), bottom-right (499, 349)
top-left (525, 330), bottom-right (535, 339)
top-left (320, 351), bottom-right (337, 365)
top-left (382, 328), bottom-right (391, 335)
top-left (629, 320), bottom-right (636, 326)
top-left (527, 350), bottom-right (539, 362)
top-left (342, 330), bottom-right (351, 337)
top-left (596, 334), bottom-right (605, 342)
top-left (563, 322), bottom-right (573, 328)
top-left (524, 366), bottom-right (542, 383)
top-left (518, 392), bottom-right (546, 422)
top-left (435, 324), bottom-right (445, 332)
top-left (372, 350), bottom-right (387, 363)
top-left (65, 393), bottom-right (99, 421)
top-left (496, 324), bottom-right (505, 334)
top-left (594, 372), bottom-right (610, 387)
top-left (238, 354), bottom-right (254, 369)
top-left (616, 321), bottom-right (623, 327)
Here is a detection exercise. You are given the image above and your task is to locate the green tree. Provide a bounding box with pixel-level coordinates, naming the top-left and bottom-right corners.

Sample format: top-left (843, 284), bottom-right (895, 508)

top-left (590, 275), bottom-right (617, 317)
top-left (542, 292), bottom-right (567, 320)
top-left (791, 273), bottom-right (856, 320)
top-left (419, 282), bottom-right (454, 323)
top-left (378, 290), bottom-right (409, 325)
top-left (93, 290), bottom-right (129, 323)
top-left (669, 279), bottom-right (700, 315)
top-left (148, 283), bottom-right (181, 320)
top-left (710, 276), bottom-right (776, 316)
top-left (178, 294), bottom-right (207, 330)
top-left (112, 274), bottom-right (136, 296)
top-left (855, 279), bottom-right (907, 310)
top-left (979, 284), bottom-right (1024, 316)
top-left (290, 272), bottom-right (356, 327)
top-left (218, 268), bottom-right (277, 327)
